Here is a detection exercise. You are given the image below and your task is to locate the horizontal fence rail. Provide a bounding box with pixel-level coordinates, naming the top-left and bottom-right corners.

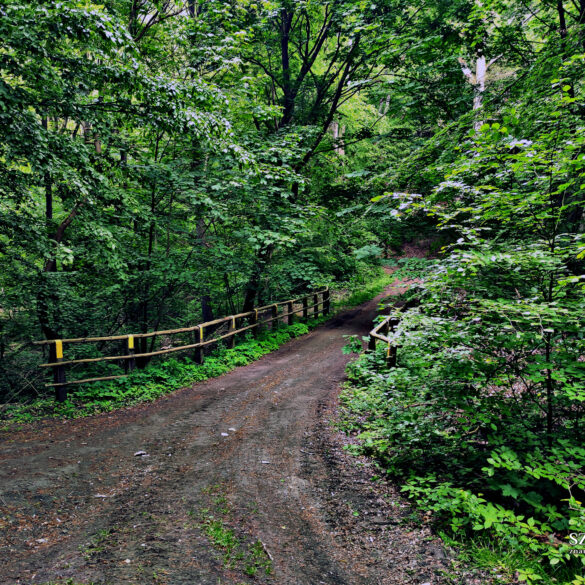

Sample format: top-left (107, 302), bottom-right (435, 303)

top-left (35, 288), bottom-right (330, 402)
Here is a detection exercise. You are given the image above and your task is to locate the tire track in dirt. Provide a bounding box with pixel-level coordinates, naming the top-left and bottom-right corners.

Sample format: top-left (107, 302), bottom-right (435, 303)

top-left (0, 282), bottom-right (453, 585)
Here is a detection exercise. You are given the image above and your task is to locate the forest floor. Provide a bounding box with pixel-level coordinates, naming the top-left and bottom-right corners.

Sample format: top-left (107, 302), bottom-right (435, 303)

top-left (0, 274), bottom-right (480, 585)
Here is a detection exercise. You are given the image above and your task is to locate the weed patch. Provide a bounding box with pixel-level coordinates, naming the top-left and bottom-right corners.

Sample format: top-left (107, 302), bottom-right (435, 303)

top-left (332, 269), bottom-right (395, 309)
top-left (198, 484), bottom-right (272, 579)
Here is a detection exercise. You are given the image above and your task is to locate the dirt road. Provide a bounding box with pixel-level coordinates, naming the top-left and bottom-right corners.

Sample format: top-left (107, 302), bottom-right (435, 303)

top-left (0, 288), bottom-right (451, 585)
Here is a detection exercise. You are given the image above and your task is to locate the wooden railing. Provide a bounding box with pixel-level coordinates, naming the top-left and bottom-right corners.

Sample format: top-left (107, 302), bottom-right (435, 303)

top-left (368, 312), bottom-right (400, 368)
top-left (34, 288), bottom-right (330, 402)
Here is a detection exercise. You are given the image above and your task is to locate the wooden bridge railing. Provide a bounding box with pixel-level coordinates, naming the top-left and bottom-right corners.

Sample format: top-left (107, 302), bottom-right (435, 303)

top-left (34, 288), bottom-right (330, 402)
top-left (368, 312), bottom-right (401, 368)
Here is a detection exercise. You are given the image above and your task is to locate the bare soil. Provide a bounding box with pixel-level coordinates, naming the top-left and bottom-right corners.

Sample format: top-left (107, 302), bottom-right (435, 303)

top-left (0, 285), bottom-right (463, 585)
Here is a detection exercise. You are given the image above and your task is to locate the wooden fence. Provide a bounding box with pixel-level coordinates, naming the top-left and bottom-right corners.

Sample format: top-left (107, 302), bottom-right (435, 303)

top-left (34, 288), bottom-right (330, 402)
top-left (368, 312), bottom-right (400, 368)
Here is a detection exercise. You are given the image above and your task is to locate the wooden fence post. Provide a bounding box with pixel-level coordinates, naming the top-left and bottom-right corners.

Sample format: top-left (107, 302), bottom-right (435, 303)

top-left (287, 301), bottom-right (294, 325)
top-left (126, 335), bottom-right (136, 373)
top-left (271, 304), bottom-right (278, 329)
top-left (323, 289), bottom-right (330, 315)
top-left (195, 326), bottom-right (204, 364)
top-left (313, 294), bottom-right (319, 318)
top-left (252, 309), bottom-right (259, 338)
top-left (388, 317), bottom-right (399, 368)
top-left (368, 334), bottom-right (376, 352)
top-left (302, 297), bottom-right (308, 320)
top-left (387, 344), bottom-right (397, 368)
top-left (227, 317), bottom-right (236, 349)
top-left (52, 340), bottom-right (67, 402)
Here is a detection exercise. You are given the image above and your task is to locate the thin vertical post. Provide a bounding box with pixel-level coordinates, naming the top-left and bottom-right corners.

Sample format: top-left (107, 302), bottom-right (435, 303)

top-left (323, 289), bottom-right (330, 315)
top-left (302, 297), bottom-right (308, 320)
top-left (368, 334), bottom-right (376, 352)
top-left (252, 309), bottom-right (259, 338)
top-left (195, 325), bottom-right (204, 364)
top-left (388, 317), bottom-right (399, 368)
top-left (227, 317), bottom-right (236, 349)
top-left (52, 340), bottom-right (67, 402)
top-left (287, 301), bottom-right (294, 325)
top-left (271, 304), bottom-right (278, 329)
top-left (387, 344), bottom-right (397, 368)
top-left (313, 294), bottom-right (319, 318)
top-left (126, 335), bottom-right (136, 373)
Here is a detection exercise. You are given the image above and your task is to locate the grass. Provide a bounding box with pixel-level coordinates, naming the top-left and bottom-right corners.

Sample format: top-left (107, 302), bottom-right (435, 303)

top-left (381, 256), bottom-right (436, 281)
top-left (79, 527), bottom-right (117, 560)
top-left (332, 267), bottom-right (396, 309)
top-left (445, 535), bottom-right (585, 585)
top-left (197, 483), bottom-right (273, 579)
top-left (38, 582), bottom-right (95, 585)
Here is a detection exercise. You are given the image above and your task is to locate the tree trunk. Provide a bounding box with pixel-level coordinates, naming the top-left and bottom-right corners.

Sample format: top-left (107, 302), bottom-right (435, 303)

top-left (279, 10), bottom-right (295, 127)
top-left (458, 53), bottom-right (500, 130)
top-left (242, 245), bottom-right (274, 313)
top-left (473, 55), bottom-right (487, 118)
top-left (196, 218), bottom-right (215, 323)
top-left (330, 122), bottom-right (345, 155)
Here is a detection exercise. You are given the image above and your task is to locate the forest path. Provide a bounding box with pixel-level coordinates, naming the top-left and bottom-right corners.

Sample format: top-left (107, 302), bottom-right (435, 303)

top-left (0, 277), bottom-right (449, 585)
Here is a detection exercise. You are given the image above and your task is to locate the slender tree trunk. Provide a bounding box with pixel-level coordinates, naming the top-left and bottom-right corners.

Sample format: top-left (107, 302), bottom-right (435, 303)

top-left (558, 0), bottom-right (568, 40)
top-left (38, 186), bottom-right (86, 340)
top-left (330, 122), bottom-right (346, 155)
top-left (129, 0), bottom-right (138, 38)
top-left (223, 273), bottom-right (236, 315)
top-left (196, 218), bottom-right (214, 323)
top-left (580, 0), bottom-right (585, 48)
top-left (545, 333), bottom-right (554, 450)
top-left (473, 54), bottom-right (487, 119)
top-left (242, 245), bottom-right (274, 313)
top-left (38, 153), bottom-right (58, 341)
top-left (458, 53), bottom-right (500, 130)
top-left (279, 9), bottom-right (295, 127)
top-left (137, 135), bottom-right (161, 366)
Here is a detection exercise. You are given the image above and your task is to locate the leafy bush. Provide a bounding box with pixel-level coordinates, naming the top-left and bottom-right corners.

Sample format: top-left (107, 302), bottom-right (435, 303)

top-left (342, 339), bottom-right (585, 582)
top-left (341, 74), bottom-right (585, 582)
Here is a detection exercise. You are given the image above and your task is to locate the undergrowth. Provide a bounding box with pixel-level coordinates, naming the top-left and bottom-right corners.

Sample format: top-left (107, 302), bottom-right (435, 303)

top-left (1, 267), bottom-right (393, 425)
top-left (340, 341), bottom-right (585, 585)
top-left (1, 321), bottom-right (315, 424)
top-left (339, 253), bottom-right (585, 585)
top-left (335, 264), bottom-right (400, 308)
top-left (383, 256), bottom-right (436, 281)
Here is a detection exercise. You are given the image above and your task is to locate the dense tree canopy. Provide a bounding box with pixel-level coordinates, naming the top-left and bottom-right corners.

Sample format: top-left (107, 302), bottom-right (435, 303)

top-left (1, 1), bottom-right (585, 580)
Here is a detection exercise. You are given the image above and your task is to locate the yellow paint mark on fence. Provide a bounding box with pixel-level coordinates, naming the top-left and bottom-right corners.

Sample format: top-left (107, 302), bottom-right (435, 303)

top-left (128, 335), bottom-right (134, 350)
top-left (55, 340), bottom-right (63, 359)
